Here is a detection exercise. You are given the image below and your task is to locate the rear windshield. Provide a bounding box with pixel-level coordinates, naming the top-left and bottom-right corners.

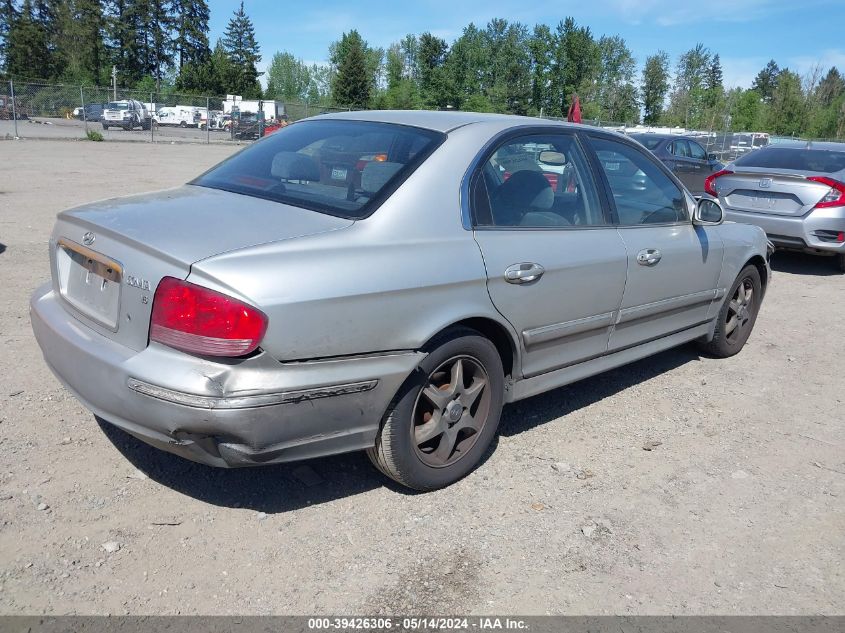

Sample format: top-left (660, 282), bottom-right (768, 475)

top-left (107, 102), bottom-right (128, 110)
top-left (630, 135), bottom-right (663, 150)
top-left (734, 147), bottom-right (845, 173)
top-left (193, 120), bottom-right (445, 219)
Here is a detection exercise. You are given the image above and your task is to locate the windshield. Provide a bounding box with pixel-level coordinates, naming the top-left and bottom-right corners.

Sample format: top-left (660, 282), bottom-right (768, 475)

top-left (734, 147), bottom-right (845, 173)
top-left (107, 102), bottom-right (128, 110)
top-left (193, 120), bottom-right (445, 219)
top-left (630, 135), bottom-right (663, 150)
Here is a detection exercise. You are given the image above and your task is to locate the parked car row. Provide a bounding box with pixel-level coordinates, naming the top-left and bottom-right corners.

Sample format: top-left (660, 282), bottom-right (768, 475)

top-left (31, 111), bottom-right (774, 492)
top-left (631, 132), bottom-right (845, 271)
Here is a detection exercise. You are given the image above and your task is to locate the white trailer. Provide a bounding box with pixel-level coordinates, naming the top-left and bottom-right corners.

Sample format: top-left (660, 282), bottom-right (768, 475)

top-left (157, 105), bottom-right (200, 127)
top-left (223, 96), bottom-right (286, 122)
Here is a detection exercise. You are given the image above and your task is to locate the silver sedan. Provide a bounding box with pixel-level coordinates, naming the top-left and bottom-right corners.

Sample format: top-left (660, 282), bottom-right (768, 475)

top-left (708, 141), bottom-right (845, 271)
top-left (31, 111), bottom-right (772, 490)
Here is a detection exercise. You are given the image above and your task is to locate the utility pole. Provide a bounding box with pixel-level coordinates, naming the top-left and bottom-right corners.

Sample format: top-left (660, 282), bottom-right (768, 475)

top-left (112, 66), bottom-right (118, 101)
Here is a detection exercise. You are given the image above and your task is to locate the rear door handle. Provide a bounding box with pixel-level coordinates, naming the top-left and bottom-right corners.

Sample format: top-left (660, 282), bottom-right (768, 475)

top-left (636, 249), bottom-right (662, 266)
top-left (504, 263), bottom-right (545, 284)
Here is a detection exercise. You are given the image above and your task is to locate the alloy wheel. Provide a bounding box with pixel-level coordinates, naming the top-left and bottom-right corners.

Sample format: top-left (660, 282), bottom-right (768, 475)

top-left (411, 355), bottom-right (492, 468)
top-left (725, 277), bottom-right (754, 343)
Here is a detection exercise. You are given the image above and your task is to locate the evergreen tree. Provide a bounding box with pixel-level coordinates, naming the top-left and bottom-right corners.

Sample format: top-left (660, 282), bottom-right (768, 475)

top-left (641, 51), bottom-right (670, 124)
top-left (6, 0), bottom-right (50, 79)
top-left (332, 31), bottom-right (370, 107)
top-left (817, 67), bottom-right (845, 107)
top-left (751, 59), bottom-right (780, 103)
top-left (0, 0), bottom-right (19, 73)
top-left (667, 43), bottom-right (711, 127)
top-left (767, 69), bottom-right (804, 135)
top-left (173, 0), bottom-right (210, 70)
top-left (222, 1), bottom-right (261, 97)
top-left (54, 0), bottom-right (106, 83)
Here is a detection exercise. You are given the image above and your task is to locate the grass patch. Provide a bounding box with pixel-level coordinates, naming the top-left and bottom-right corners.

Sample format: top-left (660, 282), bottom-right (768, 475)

top-left (86, 129), bottom-right (104, 142)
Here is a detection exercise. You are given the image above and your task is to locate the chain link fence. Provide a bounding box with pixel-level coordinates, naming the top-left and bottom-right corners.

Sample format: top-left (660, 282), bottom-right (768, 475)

top-left (1, 79), bottom-right (824, 163)
top-left (0, 79), bottom-right (351, 144)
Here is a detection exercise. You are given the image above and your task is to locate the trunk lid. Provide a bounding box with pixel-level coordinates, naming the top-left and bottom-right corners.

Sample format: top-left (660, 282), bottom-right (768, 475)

top-left (718, 168), bottom-right (833, 217)
top-left (51, 185), bottom-right (353, 351)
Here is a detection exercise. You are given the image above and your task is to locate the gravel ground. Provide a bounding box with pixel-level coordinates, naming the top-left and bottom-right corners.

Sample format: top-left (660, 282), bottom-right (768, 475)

top-left (0, 139), bottom-right (843, 616)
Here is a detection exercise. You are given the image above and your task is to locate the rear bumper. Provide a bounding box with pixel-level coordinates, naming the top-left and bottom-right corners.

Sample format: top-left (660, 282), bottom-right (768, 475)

top-left (724, 206), bottom-right (845, 254)
top-left (30, 284), bottom-right (423, 467)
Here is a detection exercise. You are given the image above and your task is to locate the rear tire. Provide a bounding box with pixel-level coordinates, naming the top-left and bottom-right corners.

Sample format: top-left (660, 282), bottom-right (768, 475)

top-left (101, 123), bottom-right (108, 130)
top-left (699, 264), bottom-right (761, 358)
top-left (836, 253), bottom-right (845, 273)
top-left (367, 328), bottom-right (504, 491)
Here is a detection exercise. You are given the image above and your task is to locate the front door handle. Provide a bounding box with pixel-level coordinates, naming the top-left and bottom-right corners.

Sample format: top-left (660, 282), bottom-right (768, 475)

top-left (636, 249), bottom-right (662, 266)
top-left (504, 262), bottom-right (545, 284)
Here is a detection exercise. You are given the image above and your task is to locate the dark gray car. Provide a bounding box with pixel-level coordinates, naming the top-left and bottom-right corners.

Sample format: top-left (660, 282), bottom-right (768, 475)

top-left (30, 111), bottom-right (772, 491)
top-left (708, 141), bottom-right (845, 271)
top-left (630, 133), bottom-right (724, 195)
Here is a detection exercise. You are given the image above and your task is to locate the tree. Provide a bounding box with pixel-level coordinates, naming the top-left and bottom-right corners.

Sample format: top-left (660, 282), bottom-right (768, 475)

top-left (332, 31), bottom-right (370, 107)
top-left (222, 1), bottom-right (261, 97)
top-left (53, 0), bottom-right (106, 83)
top-left (595, 35), bottom-right (638, 123)
top-left (0, 0), bottom-right (16, 73)
top-left (551, 17), bottom-right (599, 117)
top-left (416, 31), bottom-right (447, 106)
top-left (6, 0), bottom-right (50, 79)
top-left (385, 42), bottom-right (403, 90)
top-left (443, 23), bottom-right (487, 110)
top-left (641, 51), bottom-right (670, 124)
top-left (173, 0), bottom-right (210, 70)
top-left (329, 29), bottom-right (381, 103)
top-left (667, 43), bottom-right (711, 127)
top-left (767, 69), bottom-right (804, 135)
top-left (528, 24), bottom-right (554, 115)
top-left (751, 59), bottom-right (780, 103)
top-left (817, 67), bottom-right (845, 107)
top-left (266, 51), bottom-right (311, 101)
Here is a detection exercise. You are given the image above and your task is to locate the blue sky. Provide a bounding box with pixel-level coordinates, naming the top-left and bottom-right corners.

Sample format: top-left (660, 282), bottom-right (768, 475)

top-left (208, 0), bottom-right (845, 88)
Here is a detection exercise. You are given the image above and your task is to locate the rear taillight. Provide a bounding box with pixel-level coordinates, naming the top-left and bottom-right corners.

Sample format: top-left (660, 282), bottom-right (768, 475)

top-left (150, 277), bottom-right (268, 357)
top-left (704, 169), bottom-right (733, 197)
top-left (807, 176), bottom-right (845, 208)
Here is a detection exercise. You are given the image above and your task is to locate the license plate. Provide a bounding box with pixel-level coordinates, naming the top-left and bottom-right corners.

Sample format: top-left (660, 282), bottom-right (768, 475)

top-left (331, 167), bottom-right (348, 181)
top-left (56, 239), bottom-right (122, 331)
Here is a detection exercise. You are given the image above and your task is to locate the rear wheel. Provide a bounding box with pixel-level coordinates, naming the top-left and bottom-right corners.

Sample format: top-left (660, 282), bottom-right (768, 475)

top-left (101, 123), bottom-right (108, 130)
top-left (699, 264), bottom-right (761, 358)
top-left (367, 328), bottom-right (504, 491)
top-left (836, 253), bottom-right (845, 273)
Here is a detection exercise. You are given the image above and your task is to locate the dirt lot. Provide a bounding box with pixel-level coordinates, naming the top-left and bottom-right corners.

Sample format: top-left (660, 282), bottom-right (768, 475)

top-left (0, 139), bottom-right (842, 616)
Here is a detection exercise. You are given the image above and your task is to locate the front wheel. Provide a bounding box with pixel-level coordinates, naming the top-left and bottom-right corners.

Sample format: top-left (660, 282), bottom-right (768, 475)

top-left (367, 328), bottom-right (504, 491)
top-left (698, 264), bottom-right (762, 358)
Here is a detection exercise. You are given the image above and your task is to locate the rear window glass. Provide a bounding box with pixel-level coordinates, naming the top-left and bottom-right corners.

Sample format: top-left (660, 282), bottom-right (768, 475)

top-left (193, 120), bottom-right (445, 219)
top-left (107, 102), bottom-right (128, 110)
top-left (734, 147), bottom-right (845, 173)
top-left (631, 135), bottom-right (663, 150)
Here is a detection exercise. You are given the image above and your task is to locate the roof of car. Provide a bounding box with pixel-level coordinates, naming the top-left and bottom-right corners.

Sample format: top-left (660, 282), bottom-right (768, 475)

top-left (766, 140), bottom-right (845, 151)
top-left (309, 109), bottom-right (575, 133)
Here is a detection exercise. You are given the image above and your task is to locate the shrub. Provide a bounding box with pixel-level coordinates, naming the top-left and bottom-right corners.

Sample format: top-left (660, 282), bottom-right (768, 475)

top-left (86, 129), bottom-right (104, 142)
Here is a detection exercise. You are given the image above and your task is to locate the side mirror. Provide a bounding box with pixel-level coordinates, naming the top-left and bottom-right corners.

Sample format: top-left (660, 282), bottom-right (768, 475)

top-left (693, 197), bottom-right (724, 225)
top-left (707, 152), bottom-right (718, 161)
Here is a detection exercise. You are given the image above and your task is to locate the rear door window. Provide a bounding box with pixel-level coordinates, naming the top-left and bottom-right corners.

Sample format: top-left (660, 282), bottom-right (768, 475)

top-left (193, 120), bottom-right (445, 219)
top-left (474, 133), bottom-right (606, 228)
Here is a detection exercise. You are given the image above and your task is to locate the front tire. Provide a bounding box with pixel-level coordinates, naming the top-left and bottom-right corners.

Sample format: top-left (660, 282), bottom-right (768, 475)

top-left (367, 328), bottom-right (504, 491)
top-left (699, 264), bottom-right (761, 358)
